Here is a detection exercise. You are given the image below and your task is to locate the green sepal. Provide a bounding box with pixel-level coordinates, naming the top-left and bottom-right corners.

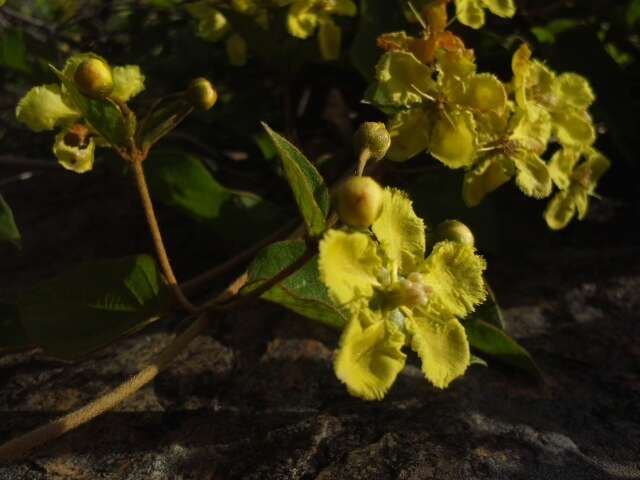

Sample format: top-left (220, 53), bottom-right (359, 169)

top-left (136, 96), bottom-right (194, 152)
top-left (51, 65), bottom-right (127, 147)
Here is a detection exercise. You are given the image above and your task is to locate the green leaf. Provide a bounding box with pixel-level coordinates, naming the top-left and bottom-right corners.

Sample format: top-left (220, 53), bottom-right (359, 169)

top-left (51, 66), bottom-right (127, 147)
top-left (475, 284), bottom-right (505, 329)
top-left (18, 255), bottom-right (169, 360)
top-left (144, 149), bottom-right (283, 245)
top-left (464, 318), bottom-right (542, 378)
top-left (0, 302), bottom-right (33, 353)
top-left (349, 0), bottom-right (405, 80)
top-left (0, 29), bottom-right (30, 74)
top-left (136, 96), bottom-right (193, 152)
top-left (0, 193), bottom-right (21, 249)
top-left (245, 240), bottom-right (348, 329)
top-left (261, 123), bottom-right (330, 237)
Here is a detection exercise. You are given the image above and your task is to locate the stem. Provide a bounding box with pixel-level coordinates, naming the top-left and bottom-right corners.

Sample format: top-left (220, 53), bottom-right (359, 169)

top-left (0, 314), bottom-right (209, 463)
top-left (132, 160), bottom-right (199, 314)
top-left (357, 149), bottom-right (372, 176)
top-left (210, 245), bottom-right (316, 311)
top-left (181, 219), bottom-right (298, 297)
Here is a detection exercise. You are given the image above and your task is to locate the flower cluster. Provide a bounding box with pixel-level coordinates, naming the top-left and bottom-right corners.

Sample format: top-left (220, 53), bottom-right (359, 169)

top-left (366, 3), bottom-right (609, 230)
top-left (319, 186), bottom-right (487, 400)
top-left (186, 0), bottom-right (356, 65)
top-left (15, 54), bottom-right (145, 173)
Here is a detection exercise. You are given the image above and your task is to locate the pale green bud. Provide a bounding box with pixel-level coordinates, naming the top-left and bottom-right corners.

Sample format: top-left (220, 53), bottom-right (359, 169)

top-left (74, 58), bottom-right (114, 99)
top-left (435, 220), bottom-right (475, 247)
top-left (186, 77), bottom-right (218, 111)
top-left (335, 176), bottom-right (384, 228)
top-left (354, 122), bottom-right (391, 161)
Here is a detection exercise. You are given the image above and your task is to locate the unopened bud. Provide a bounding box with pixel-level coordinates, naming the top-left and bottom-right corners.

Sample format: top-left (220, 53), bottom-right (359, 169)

top-left (74, 58), bottom-right (114, 99)
top-left (335, 176), bottom-right (384, 228)
top-left (186, 77), bottom-right (218, 111)
top-left (354, 122), bottom-right (391, 162)
top-left (435, 220), bottom-right (475, 247)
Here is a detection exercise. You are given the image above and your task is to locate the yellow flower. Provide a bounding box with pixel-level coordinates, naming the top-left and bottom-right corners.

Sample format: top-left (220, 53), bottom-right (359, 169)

top-left (15, 53), bottom-right (145, 173)
top-left (544, 147), bottom-right (610, 230)
top-left (319, 188), bottom-right (487, 400)
top-left (286, 0), bottom-right (356, 60)
top-left (511, 43), bottom-right (596, 148)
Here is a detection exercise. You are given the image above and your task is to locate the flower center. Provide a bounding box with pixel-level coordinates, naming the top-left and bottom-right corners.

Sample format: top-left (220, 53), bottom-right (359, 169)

top-left (380, 271), bottom-right (432, 310)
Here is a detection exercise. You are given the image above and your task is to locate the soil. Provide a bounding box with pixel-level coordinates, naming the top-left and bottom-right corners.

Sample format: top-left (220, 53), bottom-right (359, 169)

top-left (0, 163), bottom-right (639, 479)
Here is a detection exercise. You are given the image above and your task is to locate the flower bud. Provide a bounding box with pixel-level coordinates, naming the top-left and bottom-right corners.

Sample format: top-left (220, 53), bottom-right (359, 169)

top-left (354, 122), bottom-right (391, 162)
top-left (186, 77), bottom-right (218, 111)
top-left (335, 176), bottom-right (384, 228)
top-left (435, 220), bottom-right (475, 247)
top-left (74, 58), bottom-right (114, 99)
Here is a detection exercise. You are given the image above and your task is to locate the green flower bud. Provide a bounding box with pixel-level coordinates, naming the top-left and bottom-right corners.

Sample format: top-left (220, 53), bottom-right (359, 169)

top-left (435, 220), bottom-right (475, 247)
top-left (186, 77), bottom-right (218, 111)
top-left (73, 58), bottom-right (114, 99)
top-left (354, 122), bottom-right (391, 162)
top-left (335, 176), bottom-right (384, 228)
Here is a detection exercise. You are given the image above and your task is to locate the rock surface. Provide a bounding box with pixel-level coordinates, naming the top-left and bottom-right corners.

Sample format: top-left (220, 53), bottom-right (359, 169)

top-left (1, 169), bottom-right (639, 479)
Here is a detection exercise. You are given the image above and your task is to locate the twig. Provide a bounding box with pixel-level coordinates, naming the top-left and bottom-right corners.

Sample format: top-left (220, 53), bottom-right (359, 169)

top-left (131, 160), bottom-right (199, 314)
top-left (209, 244), bottom-right (316, 311)
top-left (181, 219), bottom-right (298, 297)
top-left (0, 313), bottom-right (210, 463)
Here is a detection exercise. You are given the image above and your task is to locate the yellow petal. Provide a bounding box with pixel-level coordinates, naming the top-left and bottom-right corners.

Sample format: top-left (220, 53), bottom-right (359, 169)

top-left (318, 229), bottom-right (382, 308)
top-left (334, 309), bottom-right (407, 401)
top-left (111, 65), bottom-right (145, 102)
top-left (511, 43), bottom-right (532, 106)
top-left (548, 148), bottom-right (580, 190)
top-left (318, 19), bottom-right (341, 60)
top-left (544, 189), bottom-right (576, 230)
top-left (421, 241), bottom-right (487, 317)
top-left (513, 151), bottom-right (552, 199)
top-left (509, 103), bottom-right (551, 154)
top-left (480, 0), bottom-right (515, 17)
top-left (375, 51), bottom-right (437, 107)
top-left (462, 155), bottom-right (511, 207)
top-left (584, 148), bottom-right (610, 190)
top-left (287, 0), bottom-right (318, 38)
top-left (464, 73), bottom-right (507, 113)
top-left (406, 311), bottom-right (470, 389)
top-left (53, 129), bottom-right (96, 174)
top-left (429, 109), bottom-right (477, 169)
top-left (15, 84), bottom-right (80, 132)
top-left (575, 189), bottom-right (590, 220)
top-left (386, 109), bottom-right (432, 162)
top-left (554, 73), bottom-right (595, 110)
top-left (328, 0), bottom-right (357, 16)
top-left (372, 188), bottom-right (426, 273)
top-left (552, 110), bottom-right (596, 148)
top-left (455, 0), bottom-right (485, 29)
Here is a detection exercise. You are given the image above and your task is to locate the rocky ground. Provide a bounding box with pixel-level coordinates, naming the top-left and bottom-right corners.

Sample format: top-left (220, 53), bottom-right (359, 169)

top-left (0, 166), bottom-right (639, 479)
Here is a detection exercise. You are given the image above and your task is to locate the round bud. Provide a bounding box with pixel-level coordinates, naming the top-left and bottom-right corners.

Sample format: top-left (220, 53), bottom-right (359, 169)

top-left (74, 58), bottom-right (114, 99)
top-left (186, 77), bottom-right (218, 111)
top-left (435, 220), bottom-right (475, 247)
top-left (335, 176), bottom-right (384, 228)
top-left (354, 122), bottom-right (391, 162)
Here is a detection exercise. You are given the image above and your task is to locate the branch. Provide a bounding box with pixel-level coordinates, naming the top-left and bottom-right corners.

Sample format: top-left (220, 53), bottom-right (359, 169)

top-left (0, 314), bottom-right (210, 463)
top-left (131, 160), bottom-right (199, 314)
